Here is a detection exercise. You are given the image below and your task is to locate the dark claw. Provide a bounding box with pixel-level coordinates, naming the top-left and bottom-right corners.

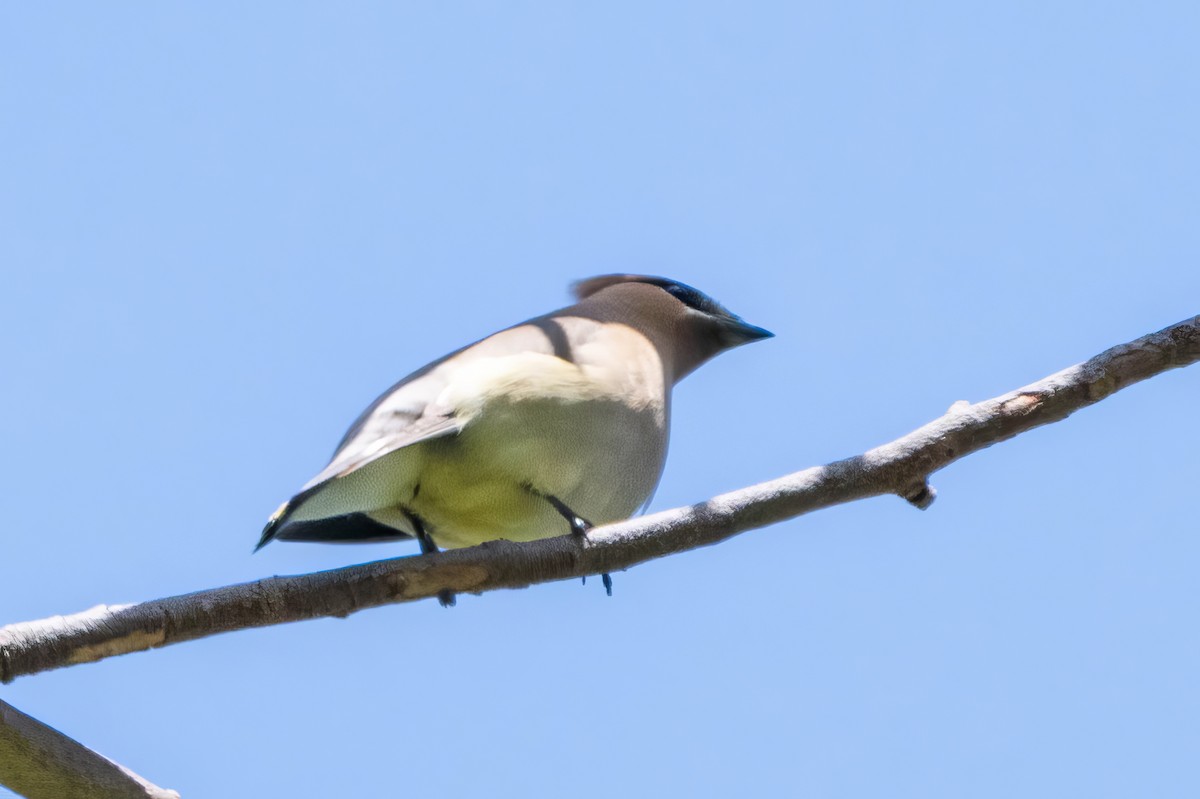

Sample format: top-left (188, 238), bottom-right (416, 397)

top-left (581, 573), bottom-right (613, 595)
top-left (437, 590), bottom-right (456, 608)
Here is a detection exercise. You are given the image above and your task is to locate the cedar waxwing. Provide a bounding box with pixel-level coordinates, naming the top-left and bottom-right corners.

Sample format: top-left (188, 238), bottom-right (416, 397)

top-left (257, 274), bottom-right (772, 604)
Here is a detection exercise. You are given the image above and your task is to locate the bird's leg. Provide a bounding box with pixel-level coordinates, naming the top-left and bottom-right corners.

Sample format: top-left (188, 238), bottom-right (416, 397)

top-left (404, 510), bottom-right (456, 608)
top-left (532, 490), bottom-right (613, 597)
top-left (540, 493), bottom-right (593, 537)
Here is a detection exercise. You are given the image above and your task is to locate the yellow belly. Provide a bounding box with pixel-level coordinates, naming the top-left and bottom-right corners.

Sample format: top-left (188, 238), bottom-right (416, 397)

top-left (408, 392), bottom-right (666, 549)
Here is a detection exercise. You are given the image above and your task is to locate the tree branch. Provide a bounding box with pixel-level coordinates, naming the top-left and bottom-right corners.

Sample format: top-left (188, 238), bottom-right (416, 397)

top-left (2, 315), bottom-right (1197, 684)
top-left (0, 699), bottom-right (179, 799)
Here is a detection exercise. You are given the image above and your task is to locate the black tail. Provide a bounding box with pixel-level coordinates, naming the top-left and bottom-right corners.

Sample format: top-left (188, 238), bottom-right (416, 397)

top-left (254, 509), bottom-right (287, 551)
top-left (255, 511), bottom-right (410, 552)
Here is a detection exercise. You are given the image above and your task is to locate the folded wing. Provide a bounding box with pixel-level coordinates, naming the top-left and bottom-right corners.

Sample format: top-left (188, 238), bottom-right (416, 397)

top-left (257, 322), bottom-right (564, 550)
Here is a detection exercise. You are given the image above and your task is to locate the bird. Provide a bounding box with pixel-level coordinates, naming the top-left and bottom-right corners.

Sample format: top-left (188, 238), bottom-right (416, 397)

top-left (256, 274), bottom-right (772, 605)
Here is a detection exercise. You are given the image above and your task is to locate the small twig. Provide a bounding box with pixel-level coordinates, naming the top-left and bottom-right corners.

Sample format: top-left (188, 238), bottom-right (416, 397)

top-left (0, 699), bottom-right (179, 799)
top-left (1, 315), bottom-right (1196, 684)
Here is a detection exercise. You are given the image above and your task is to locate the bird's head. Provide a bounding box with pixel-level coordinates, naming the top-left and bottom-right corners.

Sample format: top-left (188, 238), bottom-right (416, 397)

top-left (572, 274), bottom-right (773, 380)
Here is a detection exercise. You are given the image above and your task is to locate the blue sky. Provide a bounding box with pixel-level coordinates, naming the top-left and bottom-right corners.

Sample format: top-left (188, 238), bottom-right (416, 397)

top-left (2, 3), bottom-right (1198, 797)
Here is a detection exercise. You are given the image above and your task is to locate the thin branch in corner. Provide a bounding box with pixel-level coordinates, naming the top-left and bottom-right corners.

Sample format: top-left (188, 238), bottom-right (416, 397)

top-left (0, 315), bottom-right (1197, 685)
top-left (0, 699), bottom-right (179, 799)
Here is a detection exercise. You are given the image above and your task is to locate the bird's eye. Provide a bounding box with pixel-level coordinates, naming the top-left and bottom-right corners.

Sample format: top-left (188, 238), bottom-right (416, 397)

top-left (663, 282), bottom-right (721, 316)
top-left (665, 285), bottom-right (698, 305)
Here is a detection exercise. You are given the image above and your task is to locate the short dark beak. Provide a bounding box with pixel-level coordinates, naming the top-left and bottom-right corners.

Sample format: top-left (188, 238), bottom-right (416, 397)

top-left (721, 318), bottom-right (774, 346)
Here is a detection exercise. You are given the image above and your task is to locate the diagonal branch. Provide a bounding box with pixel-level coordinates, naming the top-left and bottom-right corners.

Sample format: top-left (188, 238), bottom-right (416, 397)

top-left (0, 699), bottom-right (179, 799)
top-left (2, 315), bottom-right (1197, 684)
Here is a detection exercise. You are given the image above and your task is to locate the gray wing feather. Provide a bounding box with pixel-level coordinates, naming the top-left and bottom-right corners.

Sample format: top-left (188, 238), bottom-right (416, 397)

top-left (299, 409), bottom-right (460, 491)
top-left (302, 320), bottom-right (564, 491)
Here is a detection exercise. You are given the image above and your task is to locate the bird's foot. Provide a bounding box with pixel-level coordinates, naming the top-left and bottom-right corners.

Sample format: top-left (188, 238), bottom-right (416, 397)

top-left (405, 510), bottom-right (456, 608)
top-left (538, 493), bottom-right (593, 537)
